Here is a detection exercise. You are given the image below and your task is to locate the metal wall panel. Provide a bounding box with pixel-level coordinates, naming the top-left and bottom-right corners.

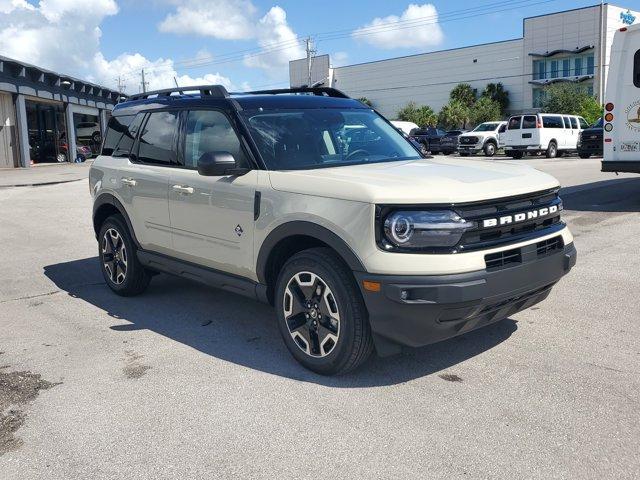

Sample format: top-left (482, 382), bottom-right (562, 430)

top-left (0, 92), bottom-right (17, 168)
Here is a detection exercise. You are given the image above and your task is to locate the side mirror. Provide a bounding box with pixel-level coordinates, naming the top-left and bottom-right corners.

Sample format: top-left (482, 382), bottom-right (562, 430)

top-left (197, 152), bottom-right (248, 176)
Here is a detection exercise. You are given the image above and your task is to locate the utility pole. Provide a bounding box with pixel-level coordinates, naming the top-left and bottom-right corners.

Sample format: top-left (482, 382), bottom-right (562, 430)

top-left (305, 37), bottom-right (316, 87)
top-left (115, 75), bottom-right (126, 96)
top-left (140, 69), bottom-right (149, 93)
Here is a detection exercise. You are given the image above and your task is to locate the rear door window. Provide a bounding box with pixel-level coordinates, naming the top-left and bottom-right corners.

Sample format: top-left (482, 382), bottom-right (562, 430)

top-left (522, 115), bottom-right (537, 129)
top-left (542, 116), bottom-right (564, 128)
top-left (563, 116), bottom-right (572, 129)
top-left (508, 116), bottom-right (521, 129)
top-left (137, 111), bottom-right (179, 165)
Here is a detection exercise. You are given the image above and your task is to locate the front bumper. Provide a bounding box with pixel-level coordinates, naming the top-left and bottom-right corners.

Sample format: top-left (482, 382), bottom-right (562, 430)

top-left (355, 242), bottom-right (576, 353)
top-left (458, 145), bottom-right (481, 153)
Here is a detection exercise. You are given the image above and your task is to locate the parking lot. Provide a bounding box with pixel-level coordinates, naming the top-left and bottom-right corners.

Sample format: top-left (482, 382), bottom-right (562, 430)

top-left (1, 156), bottom-right (639, 479)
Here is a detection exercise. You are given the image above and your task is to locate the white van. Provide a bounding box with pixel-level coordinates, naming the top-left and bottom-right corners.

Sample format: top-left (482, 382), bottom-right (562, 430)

top-left (504, 113), bottom-right (588, 158)
top-left (602, 23), bottom-right (640, 173)
top-left (390, 121), bottom-right (419, 136)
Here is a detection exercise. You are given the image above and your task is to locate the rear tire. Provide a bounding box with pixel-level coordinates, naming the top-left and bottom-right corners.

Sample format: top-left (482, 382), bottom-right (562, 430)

top-left (546, 141), bottom-right (558, 158)
top-left (275, 247), bottom-right (373, 375)
top-left (98, 215), bottom-right (151, 296)
top-left (510, 151), bottom-right (524, 159)
top-left (483, 141), bottom-right (497, 157)
top-left (459, 152), bottom-right (470, 157)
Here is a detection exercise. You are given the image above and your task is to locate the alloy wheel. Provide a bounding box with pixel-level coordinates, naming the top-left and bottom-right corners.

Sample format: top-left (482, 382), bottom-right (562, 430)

top-left (102, 228), bottom-right (128, 285)
top-left (283, 271), bottom-right (340, 358)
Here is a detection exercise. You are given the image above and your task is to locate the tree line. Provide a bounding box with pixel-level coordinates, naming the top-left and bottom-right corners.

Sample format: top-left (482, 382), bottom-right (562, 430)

top-left (359, 82), bottom-right (602, 129)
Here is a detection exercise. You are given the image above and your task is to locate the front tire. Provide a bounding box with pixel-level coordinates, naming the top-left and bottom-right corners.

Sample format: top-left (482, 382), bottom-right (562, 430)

top-left (275, 248), bottom-right (373, 375)
top-left (98, 215), bottom-right (151, 296)
top-left (483, 141), bottom-right (497, 157)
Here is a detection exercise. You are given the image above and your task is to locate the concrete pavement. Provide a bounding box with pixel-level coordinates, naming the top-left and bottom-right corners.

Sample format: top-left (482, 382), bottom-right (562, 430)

top-left (0, 162), bottom-right (91, 188)
top-left (0, 156), bottom-right (638, 479)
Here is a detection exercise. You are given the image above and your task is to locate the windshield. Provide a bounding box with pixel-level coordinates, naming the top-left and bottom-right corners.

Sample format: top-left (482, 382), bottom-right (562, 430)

top-left (473, 122), bottom-right (500, 132)
top-left (593, 117), bottom-right (603, 128)
top-left (240, 108), bottom-right (421, 170)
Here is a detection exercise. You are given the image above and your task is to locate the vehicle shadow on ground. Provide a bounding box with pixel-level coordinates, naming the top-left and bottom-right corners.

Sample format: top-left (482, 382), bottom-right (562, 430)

top-left (44, 257), bottom-right (518, 388)
top-left (560, 177), bottom-right (640, 213)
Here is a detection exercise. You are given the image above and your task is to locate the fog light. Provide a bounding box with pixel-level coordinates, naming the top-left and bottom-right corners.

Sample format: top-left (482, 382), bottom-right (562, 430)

top-left (400, 290), bottom-right (409, 301)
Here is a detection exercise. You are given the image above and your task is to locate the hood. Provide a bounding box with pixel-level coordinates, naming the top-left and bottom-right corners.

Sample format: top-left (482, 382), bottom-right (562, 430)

top-left (459, 131), bottom-right (493, 138)
top-left (268, 157), bottom-right (560, 204)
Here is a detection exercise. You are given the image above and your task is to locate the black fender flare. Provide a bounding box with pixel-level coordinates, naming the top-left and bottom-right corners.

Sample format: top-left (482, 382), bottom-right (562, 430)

top-left (92, 193), bottom-right (140, 247)
top-left (256, 221), bottom-right (367, 284)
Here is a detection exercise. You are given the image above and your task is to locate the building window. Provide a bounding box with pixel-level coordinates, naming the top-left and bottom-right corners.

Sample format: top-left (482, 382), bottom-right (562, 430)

top-left (562, 59), bottom-right (570, 77)
top-left (533, 88), bottom-right (547, 108)
top-left (574, 57), bottom-right (583, 76)
top-left (586, 55), bottom-right (595, 75)
top-left (533, 60), bottom-right (546, 80)
top-left (550, 60), bottom-right (559, 78)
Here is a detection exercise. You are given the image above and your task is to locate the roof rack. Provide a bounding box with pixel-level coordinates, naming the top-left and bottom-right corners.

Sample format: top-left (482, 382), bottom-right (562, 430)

top-left (233, 87), bottom-right (351, 98)
top-left (127, 85), bottom-right (229, 101)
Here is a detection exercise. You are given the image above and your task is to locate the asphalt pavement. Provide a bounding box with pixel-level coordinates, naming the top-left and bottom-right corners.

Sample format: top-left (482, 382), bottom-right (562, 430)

top-left (0, 156), bottom-right (638, 479)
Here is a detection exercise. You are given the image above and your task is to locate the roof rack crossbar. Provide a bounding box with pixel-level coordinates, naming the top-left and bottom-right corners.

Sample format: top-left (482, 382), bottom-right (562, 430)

top-left (127, 84), bottom-right (229, 101)
top-left (233, 87), bottom-right (350, 98)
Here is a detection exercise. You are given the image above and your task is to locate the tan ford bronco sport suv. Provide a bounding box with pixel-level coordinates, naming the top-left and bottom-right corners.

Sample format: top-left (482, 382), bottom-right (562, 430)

top-left (90, 86), bottom-right (576, 375)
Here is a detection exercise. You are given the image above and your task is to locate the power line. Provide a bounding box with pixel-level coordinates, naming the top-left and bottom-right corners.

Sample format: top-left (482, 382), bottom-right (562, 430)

top-left (115, 0), bottom-right (556, 81)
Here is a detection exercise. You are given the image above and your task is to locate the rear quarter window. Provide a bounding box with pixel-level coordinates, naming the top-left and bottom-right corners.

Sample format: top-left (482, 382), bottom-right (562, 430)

top-left (542, 116), bottom-right (564, 128)
top-left (102, 115), bottom-right (134, 156)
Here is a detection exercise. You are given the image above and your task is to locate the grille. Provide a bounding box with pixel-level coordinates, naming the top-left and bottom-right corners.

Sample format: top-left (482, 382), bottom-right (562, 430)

top-left (536, 236), bottom-right (564, 257)
top-left (485, 248), bottom-right (522, 271)
top-left (455, 188), bottom-right (563, 252)
top-left (460, 136), bottom-right (478, 144)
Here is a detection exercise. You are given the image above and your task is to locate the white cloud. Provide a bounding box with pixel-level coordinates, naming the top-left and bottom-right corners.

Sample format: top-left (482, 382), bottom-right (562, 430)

top-left (0, 0), bottom-right (244, 93)
top-left (242, 6), bottom-right (304, 76)
top-left (158, 1), bottom-right (303, 76)
top-left (158, 0), bottom-right (256, 40)
top-left (352, 3), bottom-right (444, 50)
top-left (92, 51), bottom-right (242, 92)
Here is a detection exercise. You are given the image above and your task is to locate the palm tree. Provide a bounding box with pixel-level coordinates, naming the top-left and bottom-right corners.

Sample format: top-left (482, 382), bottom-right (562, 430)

top-left (483, 83), bottom-right (510, 115)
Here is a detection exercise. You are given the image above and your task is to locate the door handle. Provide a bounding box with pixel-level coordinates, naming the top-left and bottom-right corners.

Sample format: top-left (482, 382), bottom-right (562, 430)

top-left (172, 185), bottom-right (194, 195)
top-left (122, 178), bottom-right (137, 187)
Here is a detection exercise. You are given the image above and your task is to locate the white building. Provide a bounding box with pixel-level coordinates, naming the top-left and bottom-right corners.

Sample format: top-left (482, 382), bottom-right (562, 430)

top-left (289, 4), bottom-right (640, 119)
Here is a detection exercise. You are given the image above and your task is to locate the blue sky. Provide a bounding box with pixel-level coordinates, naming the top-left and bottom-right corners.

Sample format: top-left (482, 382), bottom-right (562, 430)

top-left (1, 0), bottom-right (638, 92)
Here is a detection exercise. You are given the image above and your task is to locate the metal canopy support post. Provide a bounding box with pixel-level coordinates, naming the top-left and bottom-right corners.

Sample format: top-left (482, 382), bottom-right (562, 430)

top-left (64, 103), bottom-right (77, 163)
top-left (13, 93), bottom-right (30, 168)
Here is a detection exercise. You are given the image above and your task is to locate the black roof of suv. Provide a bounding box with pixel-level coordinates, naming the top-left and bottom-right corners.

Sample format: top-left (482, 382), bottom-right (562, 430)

top-left (113, 85), bottom-right (367, 115)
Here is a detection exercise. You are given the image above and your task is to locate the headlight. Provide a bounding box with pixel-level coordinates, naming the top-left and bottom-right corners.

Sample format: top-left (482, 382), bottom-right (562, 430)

top-left (382, 210), bottom-right (475, 250)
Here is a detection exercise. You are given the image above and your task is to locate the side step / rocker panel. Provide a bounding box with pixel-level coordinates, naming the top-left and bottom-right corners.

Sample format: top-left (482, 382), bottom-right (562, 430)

top-left (137, 250), bottom-right (269, 303)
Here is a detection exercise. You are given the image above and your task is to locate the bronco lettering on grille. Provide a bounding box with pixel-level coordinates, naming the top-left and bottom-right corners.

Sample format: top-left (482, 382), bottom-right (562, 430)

top-left (482, 205), bottom-right (559, 228)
